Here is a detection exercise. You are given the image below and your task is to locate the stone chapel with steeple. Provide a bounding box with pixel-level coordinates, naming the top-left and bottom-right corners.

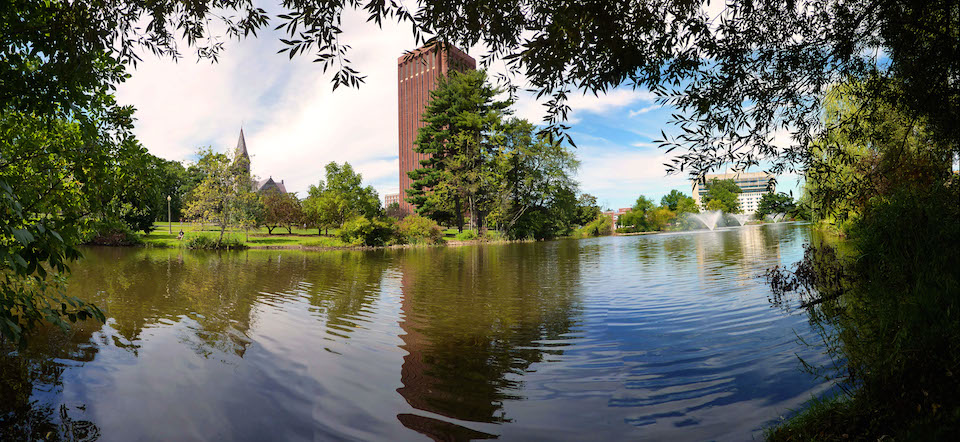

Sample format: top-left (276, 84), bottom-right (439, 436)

top-left (234, 128), bottom-right (287, 194)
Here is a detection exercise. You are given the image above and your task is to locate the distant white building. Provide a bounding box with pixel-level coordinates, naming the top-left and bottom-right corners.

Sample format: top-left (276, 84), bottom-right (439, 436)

top-left (691, 171), bottom-right (775, 215)
top-left (384, 193), bottom-right (401, 208)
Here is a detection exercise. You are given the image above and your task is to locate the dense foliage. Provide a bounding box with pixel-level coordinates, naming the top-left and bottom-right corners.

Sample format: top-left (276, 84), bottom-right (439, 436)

top-left (755, 192), bottom-right (796, 220)
top-left (0, 109), bottom-right (137, 344)
top-left (616, 191), bottom-right (695, 233)
top-left (660, 190), bottom-right (697, 214)
top-left (768, 178), bottom-right (959, 440)
top-left (700, 179), bottom-right (742, 213)
top-left (767, 80), bottom-right (958, 438)
top-left (338, 216), bottom-right (398, 247)
top-left (303, 162), bottom-right (381, 235)
top-left (407, 71), bottom-right (582, 240)
top-left (262, 190), bottom-right (301, 235)
top-left (575, 214), bottom-right (612, 238)
top-left (397, 215), bottom-right (443, 245)
top-left (574, 194), bottom-right (602, 227)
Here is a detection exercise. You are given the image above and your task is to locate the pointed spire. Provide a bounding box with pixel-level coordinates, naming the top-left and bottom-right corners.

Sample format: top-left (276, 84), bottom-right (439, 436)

top-left (236, 128), bottom-right (249, 159)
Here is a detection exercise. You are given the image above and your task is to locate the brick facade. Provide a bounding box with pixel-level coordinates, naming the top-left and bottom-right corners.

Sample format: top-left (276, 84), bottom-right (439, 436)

top-left (397, 44), bottom-right (476, 214)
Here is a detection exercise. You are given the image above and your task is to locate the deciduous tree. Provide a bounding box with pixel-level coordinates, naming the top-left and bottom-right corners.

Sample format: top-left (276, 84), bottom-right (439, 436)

top-left (701, 179), bottom-right (742, 213)
top-left (756, 192), bottom-right (796, 220)
top-left (262, 190), bottom-right (302, 234)
top-left (303, 162), bottom-right (381, 235)
top-left (487, 118), bottom-right (580, 239)
top-left (184, 148), bottom-right (248, 242)
top-left (574, 194), bottom-right (602, 227)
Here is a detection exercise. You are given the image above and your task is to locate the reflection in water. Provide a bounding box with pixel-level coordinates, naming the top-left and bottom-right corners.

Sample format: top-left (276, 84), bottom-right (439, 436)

top-left (1, 322), bottom-right (101, 440)
top-left (1, 224), bottom-right (828, 441)
top-left (396, 242), bottom-right (582, 438)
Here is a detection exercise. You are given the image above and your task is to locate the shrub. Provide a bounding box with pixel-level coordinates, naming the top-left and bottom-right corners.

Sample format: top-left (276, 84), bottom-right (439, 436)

top-left (186, 234), bottom-right (246, 250)
top-left (766, 179), bottom-right (960, 439)
top-left (398, 214), bottom-right (443, 244)
top-left (615, 227), bottom-right (637, 234)
top-left (81, 218), bottom-right (142, 246)
top-left (454, 230), bottom-right (478, 241)
top-left (576, 214), bottom-right (612, 237)
top-left (339, 216), bottom-right (398, 246)
top-left (483, 230), bottom-right (505, 241)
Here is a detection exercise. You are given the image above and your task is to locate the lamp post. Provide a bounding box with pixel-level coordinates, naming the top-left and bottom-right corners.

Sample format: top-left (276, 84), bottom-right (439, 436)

top-left (167, 195), bottom-right (172, 234)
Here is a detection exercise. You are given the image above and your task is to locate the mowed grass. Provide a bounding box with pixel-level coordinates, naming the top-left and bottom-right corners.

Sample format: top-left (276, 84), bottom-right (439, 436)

top-left (144, 222), bottom-right (346, 248)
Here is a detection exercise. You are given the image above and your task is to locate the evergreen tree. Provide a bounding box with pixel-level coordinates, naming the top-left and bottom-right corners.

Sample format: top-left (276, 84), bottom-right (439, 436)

top-left (406, 70), bottom-right (511, 232)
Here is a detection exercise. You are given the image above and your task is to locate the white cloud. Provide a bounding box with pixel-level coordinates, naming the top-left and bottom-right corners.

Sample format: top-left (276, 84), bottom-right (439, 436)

top-left (511, 88), bottom-right (657, 125)
top-left (628, 104), bottom-right (660, 117)
top-left (115, 10), bottom-right (676, 207)
top-left (117, 9), bottom-right (417, 199)
top-left (575, 142), bottom-right (693, 209)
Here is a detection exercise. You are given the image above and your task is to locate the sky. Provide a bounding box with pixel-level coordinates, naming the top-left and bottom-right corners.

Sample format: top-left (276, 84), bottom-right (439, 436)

top-left (115, 6), bottom-right (800, 211)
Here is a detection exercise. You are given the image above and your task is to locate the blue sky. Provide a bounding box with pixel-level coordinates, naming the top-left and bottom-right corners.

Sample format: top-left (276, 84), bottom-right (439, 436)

top-left (115, 7), bottom-right (800, 211)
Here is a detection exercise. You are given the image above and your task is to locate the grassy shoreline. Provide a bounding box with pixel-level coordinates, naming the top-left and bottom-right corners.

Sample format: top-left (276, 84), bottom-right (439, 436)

top-left (136, 222), bottom-right (534, 251)
top-left (137, 221), bottom-right (795, 250)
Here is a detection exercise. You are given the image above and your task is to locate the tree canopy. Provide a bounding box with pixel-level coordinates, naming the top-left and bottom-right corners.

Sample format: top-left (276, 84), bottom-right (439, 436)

top-left (262, 190), bottom-right (301, 234)
top-left (756, 192), bottom-right (796, 220)
top-left (8, 1), bottom-right (955, 184)
top-left (701, 179), bottom-right (742, 213)
top-left (406, 69), bottom-right (511, 231)
top-left (487, 118), bottom-right (580, 239)
top-left (574, 194), bottom-right (602, 227)
top-left (661, 190), bottom-right (698, 215)
top-left (303, 162), bottom-right (381, 235)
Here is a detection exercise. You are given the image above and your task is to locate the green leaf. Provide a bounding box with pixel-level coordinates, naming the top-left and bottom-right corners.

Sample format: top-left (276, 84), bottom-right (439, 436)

top-left (2, 317), bottom-right (22, 335)
top-left (12, 229), bottom-right (35, 245)
top-left (13, 254), bottom-right (28, 269)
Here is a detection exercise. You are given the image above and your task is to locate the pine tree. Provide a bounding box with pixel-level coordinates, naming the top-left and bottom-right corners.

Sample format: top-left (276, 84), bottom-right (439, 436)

top-left (405, 70), bottom-right (510, 232)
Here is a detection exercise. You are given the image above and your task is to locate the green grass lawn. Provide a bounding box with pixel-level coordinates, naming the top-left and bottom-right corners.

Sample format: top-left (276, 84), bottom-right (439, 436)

top-left (144, 222), bottom-right (346, 248)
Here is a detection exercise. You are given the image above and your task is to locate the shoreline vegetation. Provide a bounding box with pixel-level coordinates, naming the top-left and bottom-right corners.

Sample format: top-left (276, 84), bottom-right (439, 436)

top-left (97, 218), bottom-right (795, 252)
top-left (119, 222), bottom-right (544, 251)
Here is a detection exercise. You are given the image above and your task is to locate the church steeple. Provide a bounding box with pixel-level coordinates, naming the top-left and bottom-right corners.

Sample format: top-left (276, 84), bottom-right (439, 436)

top-left (234, 128), bottom-right (250, 174)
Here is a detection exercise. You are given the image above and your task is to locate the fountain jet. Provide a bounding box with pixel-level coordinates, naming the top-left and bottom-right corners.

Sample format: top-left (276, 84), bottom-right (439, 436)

top-left (690, 210), bottom-right (723, 230)
top-left (767, 213), bottom-right (786, 223)
top-left (731, 214), bottom-right (750, 226)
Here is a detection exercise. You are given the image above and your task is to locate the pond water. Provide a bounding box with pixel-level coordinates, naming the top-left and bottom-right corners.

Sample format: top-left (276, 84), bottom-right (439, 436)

top-left (3, 223), bottom-right (831, 441)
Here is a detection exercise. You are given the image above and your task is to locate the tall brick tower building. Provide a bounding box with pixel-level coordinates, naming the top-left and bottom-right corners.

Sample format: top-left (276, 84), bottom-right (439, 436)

top-left (397, 43), bottom-right (476, 214)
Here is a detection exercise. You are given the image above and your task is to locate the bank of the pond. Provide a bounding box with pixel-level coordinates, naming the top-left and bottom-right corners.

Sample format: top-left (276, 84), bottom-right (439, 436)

top-left (134, 226), bottom-right (537, 251)
top-left (764, 202), bottom-right (960, 441)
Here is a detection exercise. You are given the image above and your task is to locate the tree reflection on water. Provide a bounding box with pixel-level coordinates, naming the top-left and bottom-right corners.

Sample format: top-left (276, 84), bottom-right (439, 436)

top-left (1, 328), bottom-right (100, 440)
top-left (395, 241), bottom-right (583, 439)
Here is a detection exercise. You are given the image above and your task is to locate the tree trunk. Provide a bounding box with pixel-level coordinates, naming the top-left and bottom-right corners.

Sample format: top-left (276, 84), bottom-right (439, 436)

top-left (267, 225), bottom-right (275, 234)
top-left (469, 196), bottom-right (477, 234)
top-left (455, 197), bottom-right (463, 233)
